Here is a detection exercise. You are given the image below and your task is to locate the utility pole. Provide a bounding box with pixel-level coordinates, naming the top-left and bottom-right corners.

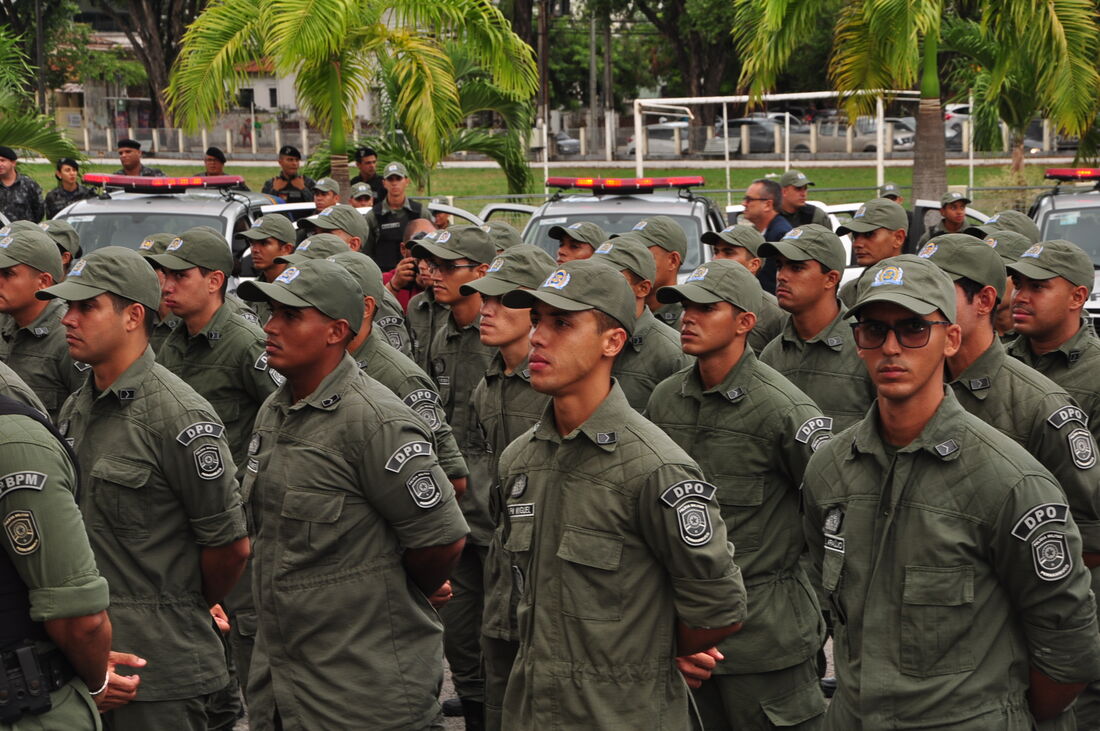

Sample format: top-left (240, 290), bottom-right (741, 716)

top-left (603, 12), bottom-right (613, 155)
top-left (588, 15), bottom-right (597, 153)
top-left (34, 0), bottom-right (46, 113)
top-left (537, 0), bottom-right (550, 132)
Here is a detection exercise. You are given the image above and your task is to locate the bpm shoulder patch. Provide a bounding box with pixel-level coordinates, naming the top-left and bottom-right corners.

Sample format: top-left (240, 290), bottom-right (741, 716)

top-left (0, 471), bottom-right (46, 499)
top-left (4, 510), bottom-right (39, 555)
top-left (660, 480), bottom-right (716, 508)
top-left (193, 444), bottom-right (225, 480)
top-left (406, 471), bottom-right (442, 509)
top-left (1032, 531), bottom-right (1072, 581)
top-left (795, 417), bottom-right (833, 445)
top-left (176, 421), bottom-right (225, 446)
top-left (1011, 503), bottom-right (1069, 541)
top-left (385, 441), bottom-right (433, 472)
top-left (676, 502), bottom-right (712, 546)
top-left (1068, 428), bottom-right (1097, 470)
top-left (1048, 405), bottom-right (1088, 430)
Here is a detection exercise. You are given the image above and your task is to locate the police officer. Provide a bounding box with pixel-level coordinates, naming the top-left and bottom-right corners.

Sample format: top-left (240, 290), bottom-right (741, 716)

top-left (803, 254), bottom-right (1100, 728)
top-left (547, 221), bottom-right (606, 264)
top-left (646, 259), bottom-right (828, 730)
top-left (484, 221), bottom-right (523, 252)
top-left (136, 234), bottom-right (184, 352)
top-left (0, 398), bottom-right (113, 730)
top-left (237, 258), bottom-right (469, 730)
top-left (40, 246), bottom-right (249, 730)
top-left (624, 216), bottom-right (688, 329)
top-left (590, 233), bottom-right (691, 411)
top-left (777, 170), bottom-right (829, 228)
top-left (260, 145), bottom-right (314, 204)
top-left (348, 182), bottom-right (373, 209)
top-left (406, 230), bottom-right (450, 372)
top-left (0, 229), bottom-right (82, 421)
top-left (460, 244), bottom-right (555, 730)
top-left (368, 162), bottom-right (430, 271)
top-left (312, 177), bottom-right (340, 212)
top-left (758, 225), bottom-right (875, 432)
top-left (835, 197), bottom-right (908, 308)
top-left (497, 258), bottom-right (747, 728)
top-left (195, 147), bottom-right (248, 191)
top-left (36, 219), bottom-right (82, 274)
top-left (0, 360), bottom-right (47, 415)
top-left (879, 181), bottom-right (904, 203)
top-left (916, 190), bottom-right (970, 246)
top-left (113, 139), bottom-right (163, 177)
top-left (240, 215), bottom-right (297, 326)
top-left (742, 178), bottom-right (792, 295)
top-left (701, 224), bottom-right (790, 353)
top-left (44, 158), bottom-right (95, 220)
top-left (0, 147), bottom-right (43, 223)
top-left (350, 146), bottom-right (385, 199)
top-left (978, 229), bottom-right (1034, 340)
top-left (964, 208), bottom-right (1042, 243)
top-left (298, 203), bottom-right (372, 253)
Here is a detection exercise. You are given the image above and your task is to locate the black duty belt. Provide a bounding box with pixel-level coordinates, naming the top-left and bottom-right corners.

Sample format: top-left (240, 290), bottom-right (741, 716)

top-left (0, 643), bottom-right (75, 722)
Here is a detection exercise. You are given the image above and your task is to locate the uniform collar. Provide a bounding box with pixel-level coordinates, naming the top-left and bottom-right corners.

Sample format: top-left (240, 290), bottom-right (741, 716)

top-left (94, 347), bottom-right (157, 403)
top-left (7, 298), bottom-right (63, 339)
top-left (485, 351), bottom-right (532, 381)
top-left (779, 305), bottom-right (849, 351)
top-left (681, 348), bottom-right (755, 403)
top-left (1008, 319), bottom-right (1094, 369)
top-left (444, 313), bottom-right (480, 339)
top-left (653, 302), bottom-right (682, 325)
top-left (279, 352), bottom-right (360, 412)
top-left (532, 380), bottom-right (629, 452)
top-left (380, 196), bottom-right (415, 215)
top-left (627, 307), bottom-right (658, 352)
top-left (185, 302), bottom-right (234, 348)
top-left (850, 387), bottom-right (966, 462)
top-left (350, 327), bottom-right (385, 368)
top-left (948, 337), bottom-right (1005, 400)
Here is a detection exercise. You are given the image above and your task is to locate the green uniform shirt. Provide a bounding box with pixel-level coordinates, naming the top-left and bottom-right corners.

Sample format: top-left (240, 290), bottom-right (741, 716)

top-left (150, 314), bottom-right (181, 354)
top-left (948, 338), bottom-right (1100, 553)
top-left (499, 382), bottom-right (746, 729)
top-left (645, 350), bottom-right (828, 674)
top-left (748, 290), bottom-right (790, 354)
top-left (244, 353), bottom-right (468, 730)
top-left (653, 301), bottom-right (683, 330)
top-left (0, 360), bottom-right (47, 416)
top-left (612, 307), bottom-right (693, 411)
top-left (155, 302), bottom-right (281, 467)
top-left (1008, 322), bottom-right (1100, 444)
top-left (430, 315), bottom-right (495, 545)
top-left (803, 390), bottom-right (1100, 729)
top-left (376, 289), bottom-right (414, 359)
top-left (837, 276), bottom-right (860, 310)
top-left (59, 348), bottom-right (246, 701)
top-left (407, 288), bottom-right (449, 374)
top-left (0, 300), bottom-right (83, 421)
top-left (474, 354), bottom-right (550, 643)
top-left (350, 327), bottom-right (467, 480)
top-left (759, 307), bottom-right (875, 432)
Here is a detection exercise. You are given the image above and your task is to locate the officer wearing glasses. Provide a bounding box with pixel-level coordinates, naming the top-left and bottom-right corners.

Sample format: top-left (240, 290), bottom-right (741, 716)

top-left (740, 178), bottom-right (792, 294)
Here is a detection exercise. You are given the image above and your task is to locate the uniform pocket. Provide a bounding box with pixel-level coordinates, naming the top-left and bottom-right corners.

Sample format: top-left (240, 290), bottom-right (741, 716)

top-left (760, 676), bottom-right (827, 726)
top-left (714, 476), bottom-right (764, 552)
top-left (278, 489), bottom-right (345, 568)
top-left (90, 456), bottom-right (152, 538)
top-left (900, 565), bottom-right (975, 677)
top-left (556, 526), bottom-right (624, 621)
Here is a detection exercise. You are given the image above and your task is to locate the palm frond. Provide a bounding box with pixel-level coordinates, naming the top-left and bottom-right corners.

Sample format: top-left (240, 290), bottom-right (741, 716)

top-left (733, 0), bottom-right (829, 98)
top-left (0, 116), bottom-right (82, 161)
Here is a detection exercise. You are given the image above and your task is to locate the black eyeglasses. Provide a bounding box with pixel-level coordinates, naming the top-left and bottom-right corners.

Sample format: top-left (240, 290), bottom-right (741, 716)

top-left (425, 260), bottom-right (478, 274)
top-left (850, 318), bottom-right (951, 349)
top-left (742, 196), bottom-right (769, 203)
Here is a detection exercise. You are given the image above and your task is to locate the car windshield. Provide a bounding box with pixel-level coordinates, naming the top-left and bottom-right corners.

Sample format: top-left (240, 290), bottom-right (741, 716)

top-left (55, 212), bottom-right (225, 254)
top-left (1041, 210), bottom-right (1100, 266)
top-left (525, 213), bottom-right (705, 271)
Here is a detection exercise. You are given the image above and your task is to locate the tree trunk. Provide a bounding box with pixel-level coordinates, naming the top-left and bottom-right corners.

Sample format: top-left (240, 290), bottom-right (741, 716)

top-left (911, 35), bottom-right (946, 202)
top-left (1010, 134), bottom-right (1025, 182)
top-left (511, 0), bottom-right (535, 51)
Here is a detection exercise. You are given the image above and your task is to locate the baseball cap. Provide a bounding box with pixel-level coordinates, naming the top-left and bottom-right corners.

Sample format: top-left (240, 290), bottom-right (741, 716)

top-left (621, 216), bottom-right (688, 257)
top-left (238, 258), bottom-right (364, 334)
top-left (940, 191), bottom-right (971, 207)
top-left (410, 225), bottom-right (495, 264)
top-left (350, 182), bottom-right (373, 200)
top-left (241, 215), bottom-right (296, 244)
top-left (148, 227), bottom-right (233, 276)
top-left (779, 170), bottom-right (814, 188)
top-left (836, 198), bottom-right (909, 235)
top-left (759, 224), bottom-right (846, 273)
top-left (326, 250), bottom-right (386, 303)
top-left (547, 221), bottom-right (607, 248)
top-left (277, 234), bottom-right (349, 263)
top-left (591, 234), bottom-right (657, 283)
top-left (38, 245), bottom-right (162, 311)
top-left (37, 220), bottom-right (80, 257)
top-left (501, 258), bottom-right (637, 335)
top-left (918, 233), bottom-right (1006, 300)
top-left (849, 254), bottom-right (957, 322)
top-left (483, 222), bottom-right (523, 251)
top-left (980, 229), bottom-right (1033, 264)
top-left (382, 162), bottom-right (408, 179)
top-left (657, 259), bottom-right (762, 314)
top-left (964, 210), bottom-right (1041, 243)
top-left (460, 244), bottom-right (556, 297)
top-left (313, 177), bottom-right (339, 194)
top-left (879, 182), bottom-right (902, 199)
top-left (278, 145), bottom-right (301, 159)
top-left (137, 233), bottom-right (176, 258)
top-left (1006, 239), bottom-right (1095, 293)
top-left (301, 204), bottom-right (370, 243)
top-left (701, 224), bottom-right (765, 256)
top-left (0, 229), bottom-right (64, 282)
top-left (117, 139), bottom-right (141, 151)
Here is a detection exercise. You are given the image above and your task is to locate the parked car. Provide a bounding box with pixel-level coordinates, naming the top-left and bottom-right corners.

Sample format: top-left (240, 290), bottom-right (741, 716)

top-left (625, 120), bottom-right (691, 156)
top-left (554, 130), bottom-right (580, 156)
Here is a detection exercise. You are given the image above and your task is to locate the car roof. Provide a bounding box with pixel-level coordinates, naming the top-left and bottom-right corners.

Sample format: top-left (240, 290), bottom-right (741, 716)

top-left (537, 191), bottom-right (705, 214)
top-left (63, 190), bottom-right (263, 215)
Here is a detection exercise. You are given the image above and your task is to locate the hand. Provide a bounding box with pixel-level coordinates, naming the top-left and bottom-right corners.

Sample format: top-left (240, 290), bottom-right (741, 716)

top-left (429, 580), bottom-right (454, 608)
top-left (271, 176), bottom-right (288, 191)
top-left (210, 604), bottom-right (230, 634)
top-left (451, 477), bottom-right (467, 501)
top-left (289, 176), bottom-right (306, 190)
top-left (389, 257), bottom-right (417, 290)
top-left (93, 651), bottom-right (146, 712)
top-left (676, 647), bottom-right (723, 689)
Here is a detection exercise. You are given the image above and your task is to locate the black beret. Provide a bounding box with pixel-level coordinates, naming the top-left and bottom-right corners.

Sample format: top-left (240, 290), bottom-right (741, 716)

top-left (56, 157), bottom-right (78, 170)
top-left (354, 146), bottom-right (377, 162)
top-left (0, 146), bottom-right (17, 161)
top-left (117, 138), bottom-right (141, 150)
top-left (278, 145), bottom-right (301, 159)
top-left (205, 146), bottom-right (226, 163)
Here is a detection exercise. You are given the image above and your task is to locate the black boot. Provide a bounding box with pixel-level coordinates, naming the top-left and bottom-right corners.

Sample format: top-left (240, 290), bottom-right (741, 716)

top-left (442, 697), bottom-right (464, 717)
top-left (462, 699), bottom-right (485, 731)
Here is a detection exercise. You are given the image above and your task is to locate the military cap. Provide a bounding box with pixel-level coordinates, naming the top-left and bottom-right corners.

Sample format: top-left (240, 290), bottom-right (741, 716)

top-left (353, 147), bottom-right (376, 162)
top-left (879, 182), bottom-right (902, 199)
top-left (238, 258), bottom-right (364, 334)
top-left (547, 221), bottom-right (607, 248)
top-left (411, 225), bottom-right (494, 264)
top-left (963, 210), bottom-right (1041, 243)
top-left (37, 219), bottom-right (80, 256)
top-left (621, 216), bottom-right (688, 257)
top-left (137, 232), bottom-right (176, 258)
top-left (502, 258), bottom-right (637, 335)
top-left (0, 228), bottom-right (64, 282)
top-left (300, 203), bottom-right (370, 243)
top-left (657, 259), bottom-right (762, 315)
top-left (313, 177), bottom-right (340, 194)
top-left (241, 215), bottom-right (296, 244)
top-left (940, 190), bottom-right (971, 207)
top-left (701, 224), bottom-right (765, 256)
top-left (849, 254), bottom-right (957, 322)
top-left (0, 146), bottom-right (17, 161)
top-left (918, 233), bottom-right (1007, 300)
top-left (38, 245), bottom-right (162, 311)
top-left (460, 244), bottom-right (555, 297)
top-left (6, 221), bottom-right (40, 235)
top-left (117, 139), bottom-right (141, 151)
top-left (836, 198), bottom-right (909, 235)
top-left (205, 146), bottom-right (226, 163)
top-left (759, 224), bottom-right (846, 273)
top-left (349, 182), bottom-right (373, 200)
top-left (148, 227), bottom-right (233, 276)
top-left (484, 221), bottom-right (523, 251)
top-left (980, 229), bottom-right (1033, 264)
top-left (278, 145), bottom-right (301, 159)
top-left (591, 234), bottom-right (657, 283)
top-left (277, 234), bottom-right (348, 263)
top-left (1006, 239), bottom-right (1095, 293)
top-left (327, 250), bottom-right (386, 303)
top-left (779, 169), bottom-right (814, 188)
top-left (382, 162), bottom-right (408, 179)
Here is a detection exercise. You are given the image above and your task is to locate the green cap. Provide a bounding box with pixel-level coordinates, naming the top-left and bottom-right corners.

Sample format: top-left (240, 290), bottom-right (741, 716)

top-left (622, 216), bottom-right (688, 257)
top-left (0, 229), bottom-right (64, 282)
top-left (382, 161), bottom-right (408, 179)
top-left (148, 227), bottom-right (233, 276)
top-left (502, 258), bottom-right (637, 335)
top-left (460, 244), bottom-right (555, 297)
top-left (241, 215), bottom-right (296, 244)
top-left (237, 258), bottom-right (364, 334)
top-left (657, 259), bottom-right (762, 315)
top-left (940, 190), bottom-right (971, 207)
top-left (37, 219), bottom-right (80, 256)
top-left (313, 177), bottom-right (339, 194)
top-left (779, 169), bottom-right (814, 188)
top-left (980, 229), bottom-right (1033, 264)
top-left (849, 254), bottom-right (957, 322)
top-left (1006, 239), bottom-right (1095, 293)
top-left (301, 204), bottom-right (369, 244)
top-left (349, 182), bottom-right (373, 199)
top-left (547, 221), bottom-right (607, 248)
top-left (879, 182), bottom-right (902, 199)
top-left (759, 224), bottom-right (846, 273)
top-left (836, 198), bottom-right (909, 235)
top-left (411, 225), bottom-right (494, 264)
top-left (137, 232), bottom-right (176, 258)
top-left (37, 245), bottom-right (162, 311)
top-left (700, 224), bottom-right (765, 256)
top-left (484, 221), bottom-right (523, 251)
top-left (918, 234), bottom-right (1006, 300)
top-left (591, 234), bottom-right (656, 283)
top-left (278, 233), bottom-right (348, 263)
top-left (326, 250), bottom-right (385, 303)
top-left (964, 210), bottom-right (1040, 243)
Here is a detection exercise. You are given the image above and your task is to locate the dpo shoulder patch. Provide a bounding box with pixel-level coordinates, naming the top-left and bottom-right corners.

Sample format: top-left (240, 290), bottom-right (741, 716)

top-left (1011, 503), bottom-right (1069, 541)
top-left (386, 441), bottom-right (433, 472)
top-left (403, 389), bottom-right (442, 431)
top-left (1048, 405), bottom-right (1088, 430)
top-left (795, 416), bottom-right (833, 444)
top-left (377, 316), bottom-right (401, 327)
top-left (0, 471), bottom-right (46, 499)
top-left (660, 480), bottom-right (716, 508)
top-left (176, 422), bottom-right (225, 445)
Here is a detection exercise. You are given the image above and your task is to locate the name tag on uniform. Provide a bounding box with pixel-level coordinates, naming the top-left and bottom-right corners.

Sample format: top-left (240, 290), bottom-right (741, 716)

top-left (508, 503), bottom-right (535, 518)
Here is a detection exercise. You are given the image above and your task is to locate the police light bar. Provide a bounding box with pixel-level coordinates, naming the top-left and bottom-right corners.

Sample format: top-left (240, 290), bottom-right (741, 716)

top-left (83, 173), bottom-right (246, 193)
top-left (546, 176), bottom-right (705, 193)
top-left (1044, 168), bottom-right (1100, 182)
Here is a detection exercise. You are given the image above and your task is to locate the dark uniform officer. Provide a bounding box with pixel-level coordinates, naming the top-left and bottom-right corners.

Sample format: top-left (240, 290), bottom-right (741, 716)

top-left (0, 147), bottom-right (43, 223)
top-left (777, 170), bottom-right (830, 228)
top-left (260, 145), bottom-right (314, 204)
top-left (804, 255), bottom-right (1100, 729)
top-left (624, 216), bottom-right (689, 329)
top-left (835, 198), bottom-right (908, 308)
top-left (44, 158), bottom-right (96, 220)
top-left (349, 146), bottom-right (385, 200)
top-left (647, 259), bottom-right (828, 730)
top-left (112, 139), bottom-right (163, 177)
top-left (368, 162), bottom-right (431, 271)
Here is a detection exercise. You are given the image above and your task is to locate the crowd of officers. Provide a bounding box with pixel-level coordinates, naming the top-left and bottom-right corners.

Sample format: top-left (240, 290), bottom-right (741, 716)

top-left (0, 155), bottom-right (1099, 731)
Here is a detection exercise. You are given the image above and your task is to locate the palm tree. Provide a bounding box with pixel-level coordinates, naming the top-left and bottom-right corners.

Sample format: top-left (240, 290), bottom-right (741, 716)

top-left (732, 1), bottom-right (1100, 201)
top-left (166, 0), bottom-right (538, 193)
top-left (0, 28), bottom-right (83, 162)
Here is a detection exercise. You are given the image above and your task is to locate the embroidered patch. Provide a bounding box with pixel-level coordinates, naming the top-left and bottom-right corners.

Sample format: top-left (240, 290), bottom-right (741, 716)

top-left (384, 329), bottom-right (403, 349)
top-left (596, 431), bottom-right (617, 445)
top-left (854, 205), bottom-right (867, 219)
top-left (543, 269), bottom-right (570, 289)
top-left (795, 416), bottom-right (833, 444)
top-left (968, 377), bottom-right (991, 391)
top-left (508, 503), bottom-right (535, 518)
top-left (406, 470), bottom-right (442, 508)
top-left (247, 458), bottom-right (259, 473)
top-left (1021, 243), bottom-right (1043, 259)
top-left (824, 535), bottom-right (845, 553)
top-left (676, 502), bottom-right (712, 546)
top-left (784, 227), bottom-right (803, 240)
top-left (488, 256), bottom-right (505, 272)
top-left (74, 361), bottom-right (91, 372)
top-left (685, 266), bottom-right (708, 282)
top-left (239, 311), bottom-right (259, 325)
top-left (320, 394), bottom-right (341, 408)
top-left (194, 445), bottom-right (224, 480)
top-left (631, 221), bottom-right (648, 231)
top-left (0, 471), bottom-right (46, 499)
top-left (1048, 405), bottom-right (1088, 430)
top-left (385, 441), bottom-right (433, 472)
top-left (275, 266), bottom-right (300, 284)
top-left (296, 239), bottom-right (313, 251)
top-left (984, 236), bottom-right (999, 249)
top-left (824, 507), bottom-right (843, 535)
top-left (825, 336), bottom-right (843, 347)
top-left (207, 331), bottom-right (222, 342)
top-left (1068, 428), bottom-right (1096, 469)
top-left (660, 480), bottom-right (716, 508)
top-left (595, 242), bottom-right (614, 254)
top-left (118, 389), bottom-right (135, 400)
top-left (254, 353), bottom-right (271, 371)
top-left (57, 420), bottom-right (68, 437)
top-left (403, 390), bottom-right (442, 431)
top-left (377, 316), bottom-right (401, 328)
top-left (811, 434), bottom-right (832, 452)
top-left (4, 510), bottom-right (39, 555)
top-left (68, 259), bottom-right (87, 277)
top-left (871, 265), bottom-right (904, 287)
top-left (176, 421), bottom-right (225, 445)
top-left (917, 242), bottom-right (938, 258)
top-left (725, 387), bottom-right (745, 401)
top-left (167, 237), bottom-right (184, 251)
top-left (1011, 503), bottom-right (1068, 541)
top-left (934, 439), bottom-right (959, 457)
top-left (0, 236), bottom-right (13, 248)
top-left (269, 368), bottom-right (285, 386)
top-left (1032, 531), bottom-right (1072, 581)
top-left (248, 433), bottom-right (261, 455)
top-left (510, 474), bottom-right (528, 499)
